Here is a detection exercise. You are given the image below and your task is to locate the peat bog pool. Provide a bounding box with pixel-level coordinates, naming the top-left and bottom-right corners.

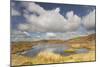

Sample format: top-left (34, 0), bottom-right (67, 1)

top-left (17, 43), bottom-right (89, 57)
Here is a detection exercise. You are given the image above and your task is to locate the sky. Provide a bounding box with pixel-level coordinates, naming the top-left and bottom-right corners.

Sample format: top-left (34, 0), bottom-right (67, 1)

top-left (11, 1), bottom-right (96, 41)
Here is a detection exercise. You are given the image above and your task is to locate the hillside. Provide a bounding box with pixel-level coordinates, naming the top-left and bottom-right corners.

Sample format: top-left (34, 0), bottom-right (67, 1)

top-left (66, 34), bottom-right (96, 50)
top-left (67, 34), bottom-right (96, 43)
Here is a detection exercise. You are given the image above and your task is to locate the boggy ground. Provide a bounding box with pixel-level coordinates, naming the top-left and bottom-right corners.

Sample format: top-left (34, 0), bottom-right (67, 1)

top-left (11, 34), bottom-right (96, 66)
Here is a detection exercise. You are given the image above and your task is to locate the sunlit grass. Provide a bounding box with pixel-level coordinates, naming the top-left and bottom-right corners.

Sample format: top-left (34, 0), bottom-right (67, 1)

top-left (11, 51), bottom-right (95, 66)
top-left (11, 34), bottom-right (96, 66)
top-left (62, 51), bottom-right (95, 62)
top-left (64, 48), bottom-right (76, 53)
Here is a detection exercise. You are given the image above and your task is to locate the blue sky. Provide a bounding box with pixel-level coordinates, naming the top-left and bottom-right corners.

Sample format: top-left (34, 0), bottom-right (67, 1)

top-left (36, 2), bottom-right (95, 16)
top-left (11, 1), bottom-right (95, 29)
top-left (11, 1), bottom-right (96, 41)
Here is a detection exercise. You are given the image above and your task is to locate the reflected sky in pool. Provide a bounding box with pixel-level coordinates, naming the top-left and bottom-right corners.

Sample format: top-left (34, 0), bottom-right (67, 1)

top-left (18, 43), bottom-right (89, 57)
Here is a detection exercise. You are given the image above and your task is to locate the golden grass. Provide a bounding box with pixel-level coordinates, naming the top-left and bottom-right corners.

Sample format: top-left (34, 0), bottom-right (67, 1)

top-left (11, 51), bottom-right (95, 66)
top-left (11, 54), bottom-right (31, 66)
top-left (11, 34), bottom-right (96, 66)
top-left (31, 51), bottom-right (64, 64)
top-left (11, 42), bottom-right (34, 54)
top-left (67, 40), bottom-right (96, 51)
top-left (62, 51), bottom-right (95, 62)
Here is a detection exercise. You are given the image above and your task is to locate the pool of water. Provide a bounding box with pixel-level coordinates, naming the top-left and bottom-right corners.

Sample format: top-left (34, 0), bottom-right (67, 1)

top-left (19, 43), bottom-right (89, 57)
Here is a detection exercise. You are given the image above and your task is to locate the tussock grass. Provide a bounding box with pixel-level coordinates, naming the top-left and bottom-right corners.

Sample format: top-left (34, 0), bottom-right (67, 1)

top-left (11, 51), bottom-right (95, 66)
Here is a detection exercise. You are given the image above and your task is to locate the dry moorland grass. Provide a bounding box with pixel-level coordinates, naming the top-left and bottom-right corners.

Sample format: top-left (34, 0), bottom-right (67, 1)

top-left (11, 34), bottom-right (96, 66)
top-left (11, 42), bottom-right (35, 54)
top-left (11, 51), bottom-right (95, 66)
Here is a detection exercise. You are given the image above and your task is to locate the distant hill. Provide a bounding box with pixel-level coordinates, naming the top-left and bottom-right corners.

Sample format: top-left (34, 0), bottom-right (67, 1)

top-left (67, 34), bottom-right (96, 43)
top-left (66, 34), bottom-right (96, 50)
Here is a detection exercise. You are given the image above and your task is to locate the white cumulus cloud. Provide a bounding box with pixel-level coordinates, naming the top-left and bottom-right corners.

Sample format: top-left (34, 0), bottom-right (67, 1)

top-left (11, 2), bottom-right (21, 16)
top-left (12, 8), bottom-right (21, 16)
top-left (82, 10), bottom-right (95, 30)
top-left (21, 2), bottom-right (46, 15)
top-left (46, 32), bottom-right (56, 37)
top-left (17, 2), bottom-right (81, 32)
top-left (65, 11), bottom-right (81, 31)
